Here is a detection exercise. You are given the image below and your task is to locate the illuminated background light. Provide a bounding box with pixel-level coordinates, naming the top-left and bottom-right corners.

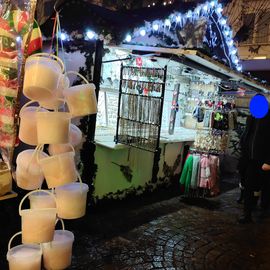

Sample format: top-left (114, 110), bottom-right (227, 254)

top-left (231, 48), bottom-right (237, 55)
top-left (210, 1), bottom-right (216, 7)
top-left (153, 24), bottom-right (159, 31)
top-left (236, 66), bottom-right (242, 71)
top-left (140, 29), bottom-right (146, 36)
top-left (228, 40), bottom-right (233, 46)
top-left (165, 19), bottom-right (171, 27)
top-left (195, 7), bottom-right (201, 15)
top-left (60, 33), bottom-right (67, 41)
top-left (217, 7), bottom-right (223, 13)
top-left (86, 30), bottom-right (95, 39)
top-left (176, 15), bottom-right (181, 22)
top-left (220, 18), bottom-right (226, 25)
top-left (125, 34), bottom-right (132, 42)
top-left (186, 11), bottom-right (192, 18)
top-left (203, 4), bottom-right (208, 11)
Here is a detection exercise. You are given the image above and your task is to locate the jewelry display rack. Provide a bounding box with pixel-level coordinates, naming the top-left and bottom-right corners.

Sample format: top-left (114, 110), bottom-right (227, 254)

top-left (115, 64), bottom-right (167, 152)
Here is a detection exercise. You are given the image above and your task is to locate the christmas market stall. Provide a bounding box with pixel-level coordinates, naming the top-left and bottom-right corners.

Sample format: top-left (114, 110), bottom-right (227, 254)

top-left (1, 0), bottom-right (270, 269)
top-left (93, 1), bottom-right (270, 200)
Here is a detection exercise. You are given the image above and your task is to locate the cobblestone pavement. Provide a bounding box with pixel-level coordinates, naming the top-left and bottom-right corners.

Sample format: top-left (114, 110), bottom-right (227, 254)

top-left (68, 188), bottom-right (270, 270)
top-left (1, 187), bottom-right (270, 270)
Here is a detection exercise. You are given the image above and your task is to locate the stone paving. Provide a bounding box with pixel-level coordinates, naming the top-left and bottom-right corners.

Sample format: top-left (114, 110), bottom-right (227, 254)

top-left (68, 188), bottom-right (270, 270)
top-left (1, 186), bottom-right (270, 270)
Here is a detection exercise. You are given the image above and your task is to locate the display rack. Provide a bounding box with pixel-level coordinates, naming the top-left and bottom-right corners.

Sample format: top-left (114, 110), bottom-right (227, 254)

top-left (115, 64), bottom-right (167, 152)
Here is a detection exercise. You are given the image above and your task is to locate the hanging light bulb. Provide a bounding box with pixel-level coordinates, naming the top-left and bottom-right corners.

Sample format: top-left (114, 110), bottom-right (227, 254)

top-left (220, 18), bottom-right (226, 25)
top-left (237, 65), bottom-right (242, 72)
top-left (152, 2), bottom-right (155, 6)
top-left (234, 58), bottom-right (239, 64)
top-left (195, 6), bottom-right (201, 15)
top-left (228, 40), bottom-right (234, 46)
top-left (153, 23), bottom-right (159, 31)
top-left (210, 1), bottom-right (216, 8)
top-left (216, 6), bottom-right (223, 14)
top-left (140, 29), bottom-right (146, 36)
top-left (86, 30), bottom-right (96, 39)
top-left (165, 19), bottom-right (171, 27)
top-left (60, 33), bottom-right (67, 41)
top-left (125, 34), bottom-right (132, 42)
top-left (186, 10), bottom-right (192, 18)
top-left (231, 48), bottom-right (237, 55)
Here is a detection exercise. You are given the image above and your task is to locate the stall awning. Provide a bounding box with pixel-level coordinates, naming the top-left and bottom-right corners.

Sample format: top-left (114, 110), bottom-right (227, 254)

top-left (120, 44), bottom-right (270, 93)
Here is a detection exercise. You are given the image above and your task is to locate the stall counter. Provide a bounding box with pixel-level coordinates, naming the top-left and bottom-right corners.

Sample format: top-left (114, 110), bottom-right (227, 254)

top-left (93, 128), bottom-right (195, 199)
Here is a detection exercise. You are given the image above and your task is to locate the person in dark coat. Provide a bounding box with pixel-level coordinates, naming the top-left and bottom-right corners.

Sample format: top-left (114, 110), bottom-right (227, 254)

top-left (238, 109), bottom-right (270, 223)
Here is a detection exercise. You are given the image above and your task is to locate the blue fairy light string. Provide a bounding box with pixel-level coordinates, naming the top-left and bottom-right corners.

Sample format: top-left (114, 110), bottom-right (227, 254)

top-left (123, 0), bottom-right (242, 71)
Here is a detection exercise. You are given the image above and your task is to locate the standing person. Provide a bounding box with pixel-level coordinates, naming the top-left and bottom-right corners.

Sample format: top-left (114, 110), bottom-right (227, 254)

top-left (238, 110), bottom-right (270, 223)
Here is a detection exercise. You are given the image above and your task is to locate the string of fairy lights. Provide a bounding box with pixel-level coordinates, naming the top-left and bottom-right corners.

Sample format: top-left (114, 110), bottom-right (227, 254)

top-left (123, 0), bottom-right (242, 72)
top-left (57, 0), bottom-right (242, 72)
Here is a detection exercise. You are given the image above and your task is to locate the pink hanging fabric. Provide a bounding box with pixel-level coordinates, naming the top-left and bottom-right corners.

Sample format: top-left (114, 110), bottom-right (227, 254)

top-left (199, 155), bottom-right (211, 188)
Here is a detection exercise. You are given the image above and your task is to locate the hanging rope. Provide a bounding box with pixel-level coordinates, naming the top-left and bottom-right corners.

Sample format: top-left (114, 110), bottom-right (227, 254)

top-left (56, 12), bottom-right (66, 68)
top-left (55, 12), bottom-right (59, 57)
top-left (50, 15), bottom-right (57, 54)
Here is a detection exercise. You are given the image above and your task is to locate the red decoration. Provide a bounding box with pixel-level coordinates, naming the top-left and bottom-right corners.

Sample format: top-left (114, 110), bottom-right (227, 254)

top-left (136, 57), bottom-right (143, 67)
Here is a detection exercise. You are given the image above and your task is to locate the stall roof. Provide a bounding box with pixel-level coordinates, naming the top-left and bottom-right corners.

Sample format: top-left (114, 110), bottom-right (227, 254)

top-left (120, 44), bottom-right (270, 93)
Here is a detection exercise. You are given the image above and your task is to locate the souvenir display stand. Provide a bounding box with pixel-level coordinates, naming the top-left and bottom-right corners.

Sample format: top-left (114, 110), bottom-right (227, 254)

top-left (115, 64), bottom-right (167, 152)
top-left (94, 44), bottom-right (270, 201)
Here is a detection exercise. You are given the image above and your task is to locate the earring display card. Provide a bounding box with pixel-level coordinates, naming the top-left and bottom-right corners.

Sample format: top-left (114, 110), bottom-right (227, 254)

top-left (115, 65), bottom-right (167, 152)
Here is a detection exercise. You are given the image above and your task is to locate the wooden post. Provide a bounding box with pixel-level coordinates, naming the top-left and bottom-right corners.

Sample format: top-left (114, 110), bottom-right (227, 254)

top-left (80, 39), bottom-right (103, 203)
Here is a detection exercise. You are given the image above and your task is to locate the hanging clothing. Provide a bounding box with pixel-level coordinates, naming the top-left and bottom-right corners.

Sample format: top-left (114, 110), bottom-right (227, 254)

top-left (228, 111), bottom-right (237, 130)
top-left (192, 106), bottom-right (204, 123)
top-left (180, 152), bottom-right (220, 196)
top-left (199, 155), bottom-right (211, 188)
top-left (203, 110), bottom-right (212, 128)
top-left (212, 112), bottom-right (229, 130)
top-left (190, 155), bottom-right (200, 189)
top-left (209, 155), bottom-right (220, 196)
top-left (180, 155), bottom-right (193, 193)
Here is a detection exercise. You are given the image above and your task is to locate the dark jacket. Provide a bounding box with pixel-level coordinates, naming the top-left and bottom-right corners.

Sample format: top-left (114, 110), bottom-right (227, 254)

top-left (240, 111), bottom-right (270, 164)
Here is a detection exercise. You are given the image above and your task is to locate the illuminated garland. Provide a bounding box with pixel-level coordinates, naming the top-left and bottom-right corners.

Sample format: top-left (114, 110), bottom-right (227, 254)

top-left (123, 0), bottom-right (242, 72)
top-left (53, 1), bottom-right (242, 72)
